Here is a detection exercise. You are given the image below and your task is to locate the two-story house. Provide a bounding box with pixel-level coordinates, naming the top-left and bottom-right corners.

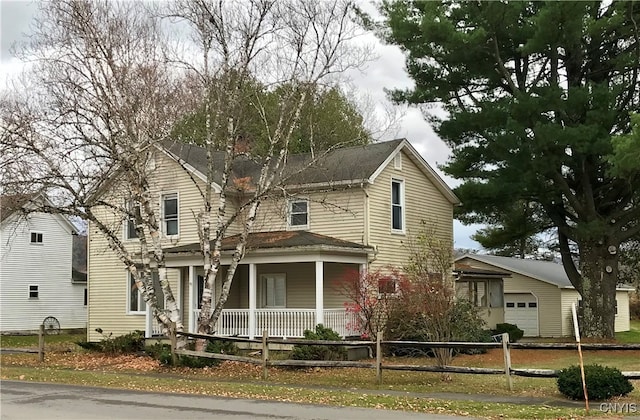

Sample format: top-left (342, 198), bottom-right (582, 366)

top-left (1, 194), bottom-right (87, 333)
top-left (87, 139), bottom-right (459, 341)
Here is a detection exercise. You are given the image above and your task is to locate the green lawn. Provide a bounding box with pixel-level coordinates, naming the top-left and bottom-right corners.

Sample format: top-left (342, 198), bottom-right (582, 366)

top-left (0, 333), bottom-right (85, 350)
top-left (616, 319), bottom-right (640, 343)
top-left (2, 328), bottom-right (639, 419)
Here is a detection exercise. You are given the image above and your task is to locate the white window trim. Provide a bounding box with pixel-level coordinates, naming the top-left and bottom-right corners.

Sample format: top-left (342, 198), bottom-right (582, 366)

top-left (287, 198), bottom-right (309, 230)
top-left (160, 192), bottom-right (180, 238)
top-left (391, 178), bottom-right (405, 234)
top-left (28, 284), bottom-right (39, 299)
top-left (261, 273), bottom-right (286, 308)
top-left (29, 231), bottom-right (44, 245)
top-left (127, 272), bottom-right (146, 315)
top-left (123, 200), bottom-right (140, 241)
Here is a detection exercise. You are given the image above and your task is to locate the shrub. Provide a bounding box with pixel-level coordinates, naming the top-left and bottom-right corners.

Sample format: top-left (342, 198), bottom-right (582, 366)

top-left (493, 323), bottom-right (524, 343)
top-left (145, 343), bottom-right (172, 365)
top-left (384, 299), bottom-right (489, 356)
top-left (450, 299), bottom-right (491, 354)
top-left (291, 324), bottom-right (347, 361)
top-left (158, 339), bottom-right (239, 368)
top-left (83, 329), bottom-right (146, 354)
top-left (557, 364), bottom-right (634, 400)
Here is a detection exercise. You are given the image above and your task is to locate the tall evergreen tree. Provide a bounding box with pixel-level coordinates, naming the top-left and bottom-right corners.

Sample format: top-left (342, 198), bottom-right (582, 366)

top-left (380, 1), bottom-right (640, 337)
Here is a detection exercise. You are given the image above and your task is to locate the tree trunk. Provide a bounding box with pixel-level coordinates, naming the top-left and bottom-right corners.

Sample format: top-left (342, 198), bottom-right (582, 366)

top-left (575, 242), bottom-right (619, 338)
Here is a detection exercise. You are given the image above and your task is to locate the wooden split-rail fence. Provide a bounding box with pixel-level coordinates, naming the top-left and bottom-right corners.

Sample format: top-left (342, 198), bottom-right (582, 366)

top-left (169, 327), bottom-right (640, 391)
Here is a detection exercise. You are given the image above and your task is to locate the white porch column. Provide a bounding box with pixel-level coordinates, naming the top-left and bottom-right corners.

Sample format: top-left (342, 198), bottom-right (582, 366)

top-left (188, 265), bottom-right (196, 333)
top-left (145, 303), bottom-right (152, 338)
top-left (249, 263), bottom-right (257, 339)
top-left (315, 261), bottom-right (324, 326)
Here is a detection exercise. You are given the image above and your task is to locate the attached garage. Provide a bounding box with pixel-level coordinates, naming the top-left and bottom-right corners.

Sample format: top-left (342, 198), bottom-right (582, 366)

top-left (456, 254), bottom-right (633, 337)
top-left (504, 293), bottom-right (539, 336)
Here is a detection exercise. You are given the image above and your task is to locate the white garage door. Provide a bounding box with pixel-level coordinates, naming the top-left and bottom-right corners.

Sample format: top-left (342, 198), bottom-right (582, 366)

top-left (504, 293), bottom-right (539, 337)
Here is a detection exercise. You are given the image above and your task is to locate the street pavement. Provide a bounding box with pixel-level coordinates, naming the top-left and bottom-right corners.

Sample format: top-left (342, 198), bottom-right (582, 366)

top-left (0, 380), bottom-right (477, 420)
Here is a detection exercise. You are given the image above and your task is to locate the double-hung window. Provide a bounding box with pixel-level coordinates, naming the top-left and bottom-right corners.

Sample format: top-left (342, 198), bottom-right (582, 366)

top-left (28, 285), bottom-right (39, 299)
top-left (288, 199), bottom-right (309, 229)
top-left (162, 193), bottom-right (179, 236)
top-left (378, 275), bottom-right (397, 295)
top-left (262, 274), bottom-right (286, 308)
top-left (391, 179), bottom-right (404, 232)
top-left (128, 273), bottom-right (145, 314)
top-left (128, 271), bottom-right (163, 314)
top-left (125, 200), bottom-right (139, 239)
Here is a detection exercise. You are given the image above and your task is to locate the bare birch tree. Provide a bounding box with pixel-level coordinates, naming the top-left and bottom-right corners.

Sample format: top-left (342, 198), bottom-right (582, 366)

top-left (166, 0), bottom-right (369, 343)
top-left (1, 1), bottom-right (190, 337)
top-left (2, 0), bottom-right (369, 347)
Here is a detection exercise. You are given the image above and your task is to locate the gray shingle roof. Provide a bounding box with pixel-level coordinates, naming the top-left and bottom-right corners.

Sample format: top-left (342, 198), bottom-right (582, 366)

top-left (165, 230), bottom-right (372, 254)
top-left (0, 194), bottom-right (34, 223)
top-left (459, 254), bottom-right (574, 288)
top-left (164, 139), bottom-right (404, 187)
top-left (458, 254), bottom-right (635, 291)
top-left (163, 138), bottom-right (460, 204)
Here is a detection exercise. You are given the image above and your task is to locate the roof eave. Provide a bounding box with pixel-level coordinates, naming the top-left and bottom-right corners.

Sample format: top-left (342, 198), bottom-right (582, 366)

top-left (368, 139), bottom-right (460, 205)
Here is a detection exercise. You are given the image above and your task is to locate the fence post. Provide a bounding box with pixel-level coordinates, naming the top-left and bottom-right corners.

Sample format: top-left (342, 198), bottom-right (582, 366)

top-left (262, 330), bottom-right (269, 380)
top-left (376, 331), bottom-right (382, 385)
top-left (38, 324), bottom-right (45, 363)
top-left (501, 332), bottom-right (513, 391)
top-left (170, 322), bottom-right (177, 367)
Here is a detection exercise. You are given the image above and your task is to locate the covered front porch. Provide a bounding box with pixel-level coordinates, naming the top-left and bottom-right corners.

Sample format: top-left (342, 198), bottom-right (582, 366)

top-left (149, 231), bottom-right (372, 339)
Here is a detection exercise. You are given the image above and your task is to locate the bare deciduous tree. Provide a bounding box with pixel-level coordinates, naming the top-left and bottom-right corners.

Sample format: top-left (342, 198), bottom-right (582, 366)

top-left (166, 0), bottom-right (368, 345)
top-left (1, 0), bottom-right (190, 339)
top-left (2, 0), bottom-right (369, 347)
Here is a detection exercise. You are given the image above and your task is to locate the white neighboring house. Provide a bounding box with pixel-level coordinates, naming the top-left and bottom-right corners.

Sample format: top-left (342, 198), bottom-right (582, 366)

top-left (0, 194), bottom-right (87, 333)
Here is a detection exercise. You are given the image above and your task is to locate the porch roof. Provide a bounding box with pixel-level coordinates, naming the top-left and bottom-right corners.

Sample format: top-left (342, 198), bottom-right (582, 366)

top-left (164, 230), bottom-right (374, 256)
top-left (454, 263), bottom-right (511, 279)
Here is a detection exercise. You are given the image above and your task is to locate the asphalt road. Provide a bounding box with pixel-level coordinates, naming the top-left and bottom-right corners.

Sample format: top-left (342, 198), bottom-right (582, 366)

top-left (0, 380), bottom-right (475, 420)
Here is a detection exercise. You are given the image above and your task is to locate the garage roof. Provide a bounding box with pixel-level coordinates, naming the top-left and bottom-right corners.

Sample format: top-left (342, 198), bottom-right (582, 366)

top-left (456, 254), bottom-right (634, 290)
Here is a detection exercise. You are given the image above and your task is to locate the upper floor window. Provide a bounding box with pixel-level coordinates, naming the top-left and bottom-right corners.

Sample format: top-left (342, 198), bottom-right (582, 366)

top-left (125, 200), bottom-right (139, 239)
top-left (391, 179), bottom-right (404, 232)
top-left (30, 232), bottom-right (43, 244)
top-left (28, 284), bottom-right (39, 299)
top-left (162, 193), bottom-right (179, 236)
top-left (288, 199), bottom-right (309, 229)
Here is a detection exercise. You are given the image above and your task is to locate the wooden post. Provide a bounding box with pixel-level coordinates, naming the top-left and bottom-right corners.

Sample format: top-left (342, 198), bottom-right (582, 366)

top-left (262, 330), bottom-right (269, 380)
top-left (170, 322), bottom-right (177, 367)
top-left (572, 303), bottom-right (589, 413)
top-left (38, 324), bottom-right (45, 363)
top-left (376, 331), bottom-right (382, 385)
top-left (501, 332), bottom-right (513, 391)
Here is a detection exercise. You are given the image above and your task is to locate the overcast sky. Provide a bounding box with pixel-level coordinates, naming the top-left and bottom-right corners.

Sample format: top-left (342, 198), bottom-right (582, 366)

top-left (0, 0), bottom-right (483, 250)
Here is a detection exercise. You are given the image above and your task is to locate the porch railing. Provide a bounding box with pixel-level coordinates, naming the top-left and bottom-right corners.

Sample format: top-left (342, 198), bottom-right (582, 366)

top-left (182, 308), bottom-right (357, 338)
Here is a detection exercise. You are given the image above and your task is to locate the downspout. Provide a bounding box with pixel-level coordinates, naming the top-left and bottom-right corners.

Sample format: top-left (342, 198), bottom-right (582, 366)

top-left (362, 182), bottom-right (378, 265)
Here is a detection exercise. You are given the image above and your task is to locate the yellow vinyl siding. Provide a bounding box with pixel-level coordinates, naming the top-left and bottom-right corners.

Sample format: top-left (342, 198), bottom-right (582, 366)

top-left (368, 150), bottom-right (454, 270)
top-left (559, 289), bottom-right (581, 336)
top-left (88, 151), bottom-right (212, 341)
top-left (249, 189), bottom-right (366, 244)
top-left (560, 289), bottom-right (630, 335)
top-left (458, 257), bottom-right (563, 337)
top-left (614, 291), bottom-right (630, 332)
